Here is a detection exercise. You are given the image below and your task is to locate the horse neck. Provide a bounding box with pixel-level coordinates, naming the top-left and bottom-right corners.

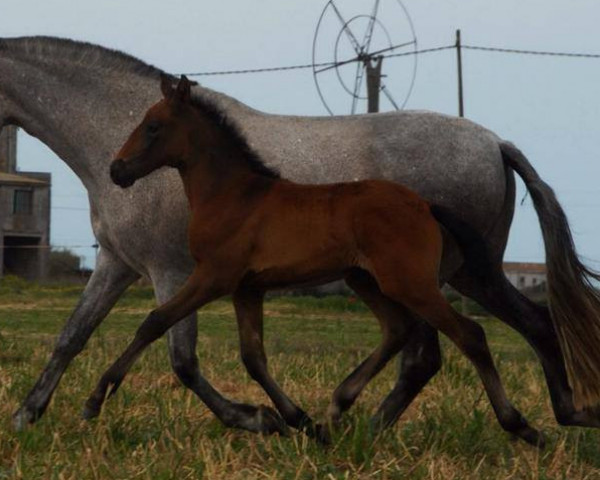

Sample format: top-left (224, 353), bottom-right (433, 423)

top-left (3, 70), bottom-right (159, 195)
top-left (0, 37), bottom-right (260, 195)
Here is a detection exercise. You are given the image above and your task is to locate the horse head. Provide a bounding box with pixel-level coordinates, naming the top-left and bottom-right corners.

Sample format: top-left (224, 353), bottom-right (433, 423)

top-left (110, 75), bottom-right (194, 188)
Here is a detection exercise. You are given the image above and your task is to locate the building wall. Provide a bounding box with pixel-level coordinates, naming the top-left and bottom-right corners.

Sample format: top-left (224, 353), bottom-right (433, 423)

top-left (0, 127), bottom-right (17, 173)
top-left (505, 271), bottom-right (546, 290)
top-left (0, 127), bottom-right (51, 280)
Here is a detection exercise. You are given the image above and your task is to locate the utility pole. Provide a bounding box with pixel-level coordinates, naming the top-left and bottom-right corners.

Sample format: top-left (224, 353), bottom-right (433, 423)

top-left (457, 29), bottom-right (468, 314)
top-left (456, 29), bottom-right (464, 117)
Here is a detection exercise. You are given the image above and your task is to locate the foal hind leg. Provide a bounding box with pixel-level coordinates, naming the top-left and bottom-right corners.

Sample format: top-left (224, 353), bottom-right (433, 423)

top-left (233, 287), bottom-right (321, 438)
top-left (451, 265), bottom-right (600, 428)
top-left (377, 271), bottom-right (543, 447)
top-left (325, 270), bottom-right (416, 426)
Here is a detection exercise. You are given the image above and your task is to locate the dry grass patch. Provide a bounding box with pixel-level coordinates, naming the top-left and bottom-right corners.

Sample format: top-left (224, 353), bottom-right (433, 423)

top-left (1, 283), bottom-right (600, 479)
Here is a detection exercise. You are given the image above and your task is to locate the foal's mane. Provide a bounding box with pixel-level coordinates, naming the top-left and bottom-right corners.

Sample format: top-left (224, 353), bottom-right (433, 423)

top-left (189, 94), bottom-right (280, 179)
top-left (0, 36), bottom-right (165, 80)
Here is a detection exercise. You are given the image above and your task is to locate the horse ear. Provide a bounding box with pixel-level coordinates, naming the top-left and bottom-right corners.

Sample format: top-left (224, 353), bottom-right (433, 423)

top-left (160, 74), bottom-right (175, 100)
top-left (175, 75), bottom-right (192, 104)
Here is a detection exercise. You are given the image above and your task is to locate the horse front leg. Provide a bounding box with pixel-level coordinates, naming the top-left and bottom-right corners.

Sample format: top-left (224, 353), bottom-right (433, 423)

top-left (13, 249), bottom-right (139, 430)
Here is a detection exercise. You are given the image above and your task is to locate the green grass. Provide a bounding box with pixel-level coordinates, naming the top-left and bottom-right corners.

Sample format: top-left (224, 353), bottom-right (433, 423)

top-left (1, 281), bottom-right (599, 479)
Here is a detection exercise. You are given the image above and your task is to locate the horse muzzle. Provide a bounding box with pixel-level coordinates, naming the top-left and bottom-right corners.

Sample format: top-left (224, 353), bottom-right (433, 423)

top-left (110, 158), bottom-right (136, 188)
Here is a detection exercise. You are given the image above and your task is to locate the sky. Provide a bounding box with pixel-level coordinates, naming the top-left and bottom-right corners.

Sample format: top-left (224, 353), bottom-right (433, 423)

top-left (2, 0), bottom-right (600, 270)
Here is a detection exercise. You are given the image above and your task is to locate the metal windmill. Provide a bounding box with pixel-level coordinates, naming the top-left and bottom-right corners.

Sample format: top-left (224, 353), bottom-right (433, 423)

top-left (312, 0), bottom-right (418, 115)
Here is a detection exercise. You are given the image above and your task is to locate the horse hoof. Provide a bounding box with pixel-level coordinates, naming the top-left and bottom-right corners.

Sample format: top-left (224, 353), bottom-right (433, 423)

top-left (12, 408), bottom-right (34, 431)
top-left (256, 405), bottom-right (290, 436)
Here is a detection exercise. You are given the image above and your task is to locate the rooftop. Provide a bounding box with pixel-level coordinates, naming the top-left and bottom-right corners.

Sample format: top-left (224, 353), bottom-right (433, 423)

top-left (503, 262), bottom-right (546, 274)
top-left (0, 172), bottom-right (49, 186)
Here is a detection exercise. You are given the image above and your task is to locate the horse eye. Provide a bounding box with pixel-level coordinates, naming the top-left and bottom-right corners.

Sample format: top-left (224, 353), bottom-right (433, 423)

top-left (146, 121), bottom-right (161, 136)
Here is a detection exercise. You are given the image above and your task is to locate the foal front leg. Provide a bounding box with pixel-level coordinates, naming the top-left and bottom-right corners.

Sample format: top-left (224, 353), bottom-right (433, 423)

top-left (83, 268), bottom-right (223, 420)
top-left (233, 287), bottom-right (322, 439)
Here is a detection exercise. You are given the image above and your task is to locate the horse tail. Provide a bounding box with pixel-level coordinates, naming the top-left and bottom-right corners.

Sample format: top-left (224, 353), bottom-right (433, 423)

top-left (500, 140), bottom-right (600, 410)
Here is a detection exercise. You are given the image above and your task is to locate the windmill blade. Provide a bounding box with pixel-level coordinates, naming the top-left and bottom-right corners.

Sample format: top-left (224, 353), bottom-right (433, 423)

top-left (329, 1), bottom-right (363, 55)
top-left (350, 60), bottom-right (366, 114)
top-left (314, 39), bottom-right (416, 76)
top-left (314, 53), bottom-right (361, 74)
top-left (381, 84), bottom-right (400, 110)
top-left (362, 0), bottom-right (381, 54)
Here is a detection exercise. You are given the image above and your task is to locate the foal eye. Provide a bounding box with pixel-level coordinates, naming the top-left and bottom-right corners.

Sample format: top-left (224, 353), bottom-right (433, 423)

top-left (146, 121), bottom-right (161, 136)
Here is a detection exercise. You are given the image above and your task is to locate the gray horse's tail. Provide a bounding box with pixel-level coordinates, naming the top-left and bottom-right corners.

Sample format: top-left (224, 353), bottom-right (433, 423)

top-left (500, 140), bottom-right (600, 410)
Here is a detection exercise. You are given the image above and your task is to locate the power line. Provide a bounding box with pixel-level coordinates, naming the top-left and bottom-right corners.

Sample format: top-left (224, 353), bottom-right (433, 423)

top-left (462, 45), bottom-right (600, 59)
top-left (182, 45), bottom-right (454, 77)
top-left (0, 244), bottom-right (96, 249)
top-left (181, 43), bottom-right (600, 77)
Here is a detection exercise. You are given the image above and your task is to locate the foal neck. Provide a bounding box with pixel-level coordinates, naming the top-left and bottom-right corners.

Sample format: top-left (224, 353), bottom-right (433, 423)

top-left (177, 104), bottom-right (279, 207)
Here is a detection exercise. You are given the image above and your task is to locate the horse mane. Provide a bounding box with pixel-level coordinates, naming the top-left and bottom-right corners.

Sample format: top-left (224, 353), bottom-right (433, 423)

top-left (0, 36), bottom-right (166, 80)
top-left (189, 94), bottom-right (280, 179)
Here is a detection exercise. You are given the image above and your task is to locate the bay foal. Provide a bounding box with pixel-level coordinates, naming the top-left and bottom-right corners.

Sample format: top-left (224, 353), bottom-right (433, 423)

top-left (88, 75), bottom-right (542, 446)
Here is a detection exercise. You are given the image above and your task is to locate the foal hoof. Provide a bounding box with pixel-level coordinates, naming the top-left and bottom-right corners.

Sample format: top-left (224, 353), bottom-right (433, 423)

top-left (81, 399), bottom-right (102, 420)
top-left (311, 423), bottom-right (332, 445)
top-left (515, 426), bottom-right (546, 450)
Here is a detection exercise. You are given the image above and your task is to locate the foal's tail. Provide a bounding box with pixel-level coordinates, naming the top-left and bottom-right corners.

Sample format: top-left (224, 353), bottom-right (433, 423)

top-left (500, 140), bottom-right (600, 410)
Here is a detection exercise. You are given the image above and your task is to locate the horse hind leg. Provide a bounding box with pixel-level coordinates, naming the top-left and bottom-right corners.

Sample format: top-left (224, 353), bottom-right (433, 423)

top-left (376, 269), bottom-right (544, 447)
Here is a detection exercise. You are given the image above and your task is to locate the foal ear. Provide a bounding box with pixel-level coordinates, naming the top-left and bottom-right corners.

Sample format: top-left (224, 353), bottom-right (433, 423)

top-left (175, 75), bottom-right (192, 104)
top-left (160, 74), bottom-right (175, 100)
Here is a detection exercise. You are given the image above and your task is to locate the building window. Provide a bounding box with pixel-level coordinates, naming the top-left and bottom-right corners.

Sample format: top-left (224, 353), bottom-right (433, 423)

top-left (532, 278), bottom-right (537, 285)
top-left (518, 276), bottom-right (525, 288)
top-left (13, 189), bottom-right (33, 215)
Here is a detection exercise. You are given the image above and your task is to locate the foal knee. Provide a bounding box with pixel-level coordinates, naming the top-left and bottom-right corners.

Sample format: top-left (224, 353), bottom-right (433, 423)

top-left (135, 310), bottom-right (169, 342)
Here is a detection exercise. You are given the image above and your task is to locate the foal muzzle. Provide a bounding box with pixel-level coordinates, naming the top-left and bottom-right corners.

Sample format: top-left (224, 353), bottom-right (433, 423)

top-left (110, 158), bottom-right (136, 188)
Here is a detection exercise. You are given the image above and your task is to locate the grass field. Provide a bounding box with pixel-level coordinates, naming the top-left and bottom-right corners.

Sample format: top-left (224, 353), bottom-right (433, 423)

top-left (1, 279), bottom-right (600, 479)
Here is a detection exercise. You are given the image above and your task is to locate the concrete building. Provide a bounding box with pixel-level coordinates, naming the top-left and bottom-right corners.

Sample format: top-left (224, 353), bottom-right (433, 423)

top-left (0, 126), bottom-right (51, 280)
top-left (503, 262), bottom-right (547, 291)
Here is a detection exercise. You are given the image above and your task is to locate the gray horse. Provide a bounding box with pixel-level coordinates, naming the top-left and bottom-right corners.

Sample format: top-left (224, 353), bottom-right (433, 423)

top-left (1, 36), bottom-right (599, 434)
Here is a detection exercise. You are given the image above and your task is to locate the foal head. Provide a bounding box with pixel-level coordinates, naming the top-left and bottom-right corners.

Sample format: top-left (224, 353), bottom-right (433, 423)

top-left (110, 75), bottom-right (196, 188)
